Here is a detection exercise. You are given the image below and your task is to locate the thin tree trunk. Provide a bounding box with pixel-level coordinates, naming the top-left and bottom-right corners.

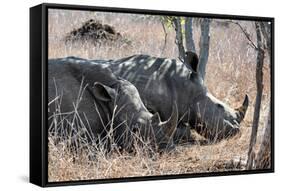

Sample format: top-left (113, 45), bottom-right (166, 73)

top-left (184, 18), bottom-right (196, 52)
top-left (254, 107), bottom-right (271, 169)
top-left (160, 20), bottom-right (168, 56)
top-left (198, 19), bottom-right (210, 79)
top-left (173, 17), bottom-right (185, 62)
top-left (260, 22), bottom-right (271, 55)
top-left (246, 22), bottom-right (265, 170)
top-left (254, 21), bottom-right (272, 170)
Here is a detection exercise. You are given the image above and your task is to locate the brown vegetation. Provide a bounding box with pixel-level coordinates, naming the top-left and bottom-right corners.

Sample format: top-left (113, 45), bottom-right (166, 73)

top-left (65, 19), bottom-right (123, 44)
top-left (48, 9), bottom-right (271, 182)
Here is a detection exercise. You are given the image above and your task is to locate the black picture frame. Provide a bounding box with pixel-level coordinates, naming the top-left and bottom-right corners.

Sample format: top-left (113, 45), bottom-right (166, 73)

top-left (30, 3), bottom-right (274, 187)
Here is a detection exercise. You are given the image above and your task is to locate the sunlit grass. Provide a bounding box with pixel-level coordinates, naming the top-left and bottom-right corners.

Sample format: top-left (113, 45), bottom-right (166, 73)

top-left (48, 9), bottom-right (271, 181)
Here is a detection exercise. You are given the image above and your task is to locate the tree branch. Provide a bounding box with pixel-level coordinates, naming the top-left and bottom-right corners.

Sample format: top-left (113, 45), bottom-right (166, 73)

top-left (226, 20), bottom-right (258, 50)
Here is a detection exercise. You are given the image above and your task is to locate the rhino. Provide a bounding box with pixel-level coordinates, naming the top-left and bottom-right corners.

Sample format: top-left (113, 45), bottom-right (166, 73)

top-left (48, 57), bottom-right (178, 151)
top-left (94, 52), bottom-right (249, 142)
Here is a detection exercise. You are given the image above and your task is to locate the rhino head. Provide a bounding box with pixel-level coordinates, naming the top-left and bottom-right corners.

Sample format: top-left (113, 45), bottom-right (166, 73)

top-left (92, 78), bottom-right (178, 150)
top-left (183, 52), bottom-right (249, 142)
top-left (194, 93), bottom-right (249, 141)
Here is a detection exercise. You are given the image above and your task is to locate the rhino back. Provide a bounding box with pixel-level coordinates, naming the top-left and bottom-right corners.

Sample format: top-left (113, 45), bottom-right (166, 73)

top-left (48, 58), bottom-right (106, 135)
top-left (108, 55), bottom-right (203, 120)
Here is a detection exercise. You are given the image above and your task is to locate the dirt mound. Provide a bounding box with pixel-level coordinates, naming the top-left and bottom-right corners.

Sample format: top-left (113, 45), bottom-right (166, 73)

top-left (65, 19), bottom-right (122, 44)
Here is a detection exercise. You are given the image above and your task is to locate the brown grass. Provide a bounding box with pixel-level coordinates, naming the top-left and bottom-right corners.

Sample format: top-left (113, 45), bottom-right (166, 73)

top-left (48, 9), bottom-right (271, 182)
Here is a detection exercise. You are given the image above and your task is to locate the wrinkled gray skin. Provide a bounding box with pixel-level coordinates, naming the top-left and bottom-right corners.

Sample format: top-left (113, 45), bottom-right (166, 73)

top-left (48, 57), bottom-right (178, 150)
top-left (95, 52), bottom-right (249, 142)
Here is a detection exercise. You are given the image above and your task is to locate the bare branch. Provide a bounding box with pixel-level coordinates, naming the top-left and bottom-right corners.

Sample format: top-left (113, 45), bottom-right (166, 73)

top-left (226, 20), bottom-right (258, 50)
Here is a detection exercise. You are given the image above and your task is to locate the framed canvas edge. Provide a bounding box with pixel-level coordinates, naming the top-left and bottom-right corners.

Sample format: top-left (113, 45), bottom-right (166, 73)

top-left (270, 17), bottom-right (275, 173)
top-left (29, 3), bottom-right (275, 187)
top-left (43, 2), bottom-right (274, 21)
top-left (44, 169), bottom-right (274, 187)
top-left (30, 4), bottom-right (44, 187)
top-left (30, 4), bottom-right (49, 187)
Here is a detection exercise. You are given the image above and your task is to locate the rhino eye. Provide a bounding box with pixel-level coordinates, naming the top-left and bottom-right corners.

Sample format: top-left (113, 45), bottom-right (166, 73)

top-left (216, 103), bottom-right (223, 109)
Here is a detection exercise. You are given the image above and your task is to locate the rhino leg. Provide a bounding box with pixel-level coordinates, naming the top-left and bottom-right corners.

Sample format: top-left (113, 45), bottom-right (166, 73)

top-left (173, 122), bottom-right (192, 144)
top-left (173, 122), bottom-right (209, 145)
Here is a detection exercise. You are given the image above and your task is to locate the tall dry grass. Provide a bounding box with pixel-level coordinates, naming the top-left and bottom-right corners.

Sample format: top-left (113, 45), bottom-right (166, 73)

top-left (48, 9), bottom-right (271, 182)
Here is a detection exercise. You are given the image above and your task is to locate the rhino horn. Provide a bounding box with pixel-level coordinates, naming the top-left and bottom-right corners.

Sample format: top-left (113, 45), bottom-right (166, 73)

top-left (151, 112), bottom-right (161, 126)
top-left (160, 102), bottom-right (178, 137)
top-left (235, 94), bottom-right (249, 122)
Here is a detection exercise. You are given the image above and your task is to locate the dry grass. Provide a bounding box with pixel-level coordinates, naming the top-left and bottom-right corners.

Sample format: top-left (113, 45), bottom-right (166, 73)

top-left (48, 9), bottom-right (271, 182)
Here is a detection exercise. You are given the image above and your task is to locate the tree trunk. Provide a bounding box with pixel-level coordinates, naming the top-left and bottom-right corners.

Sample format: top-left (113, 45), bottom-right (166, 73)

top-left (198, 18), bottom-right (210, 79)
top-left (254, 107), bottom-right (271, 169)
top-left (184, 18), bottom-right (196, 52)
top-left (160, 20), bottom-right (168, 56)
top-left (254, 21), bottom-right (272, 170)
top-left (260, 22), bottom-right (271, 55)
top-left (246, 22), bottom-right (265, 170)
top-left (173, 17), bottom-right (185, 62)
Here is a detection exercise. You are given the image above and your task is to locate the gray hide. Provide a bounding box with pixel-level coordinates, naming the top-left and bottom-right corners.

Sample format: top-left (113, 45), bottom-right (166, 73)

top-left (48, 57), bottom-right (178, 150)
top-left (96, 52), bottom-right (249, 142)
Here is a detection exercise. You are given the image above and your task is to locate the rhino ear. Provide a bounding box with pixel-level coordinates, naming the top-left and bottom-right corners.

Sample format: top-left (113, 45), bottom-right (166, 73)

top-left (93, 82), bottom-right (116, 102)
top-left (184, 51), bottom-right (199, 73)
